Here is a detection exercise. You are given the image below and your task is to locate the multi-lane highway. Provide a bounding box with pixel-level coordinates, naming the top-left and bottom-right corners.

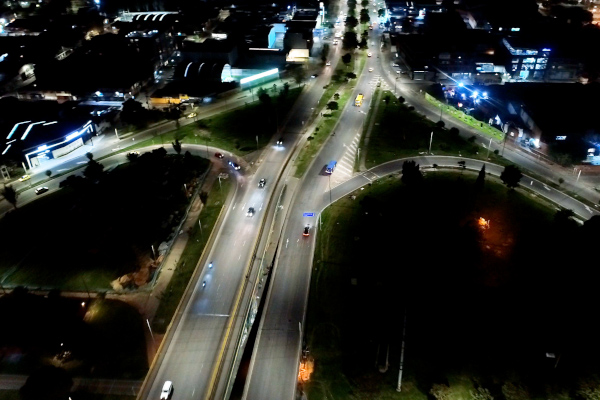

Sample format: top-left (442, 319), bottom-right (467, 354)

top-left (139, 44), bottom-right (343, 400)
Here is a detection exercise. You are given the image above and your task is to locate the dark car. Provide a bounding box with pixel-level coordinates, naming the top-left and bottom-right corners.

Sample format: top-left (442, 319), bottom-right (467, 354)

top-left (276, 137), bottom-right (284, 145)
top-left (258, 178), bottom-right (266, 188)
top-left (311, 74), bottom-right (318, 78)
top-left (35, 187), bottom-right (49, 195)
top-left (228, 160), bottom-right (241, 170)
top-left (215, 152), bottom-right (224, 159)
top-left (303, 225), bottom-right (310, 237)
top-left (247, 207), bottom-right (255, 217)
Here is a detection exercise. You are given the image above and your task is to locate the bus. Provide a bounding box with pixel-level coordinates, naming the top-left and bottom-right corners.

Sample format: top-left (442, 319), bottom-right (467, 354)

top-left (355, 94), bottom-right (363, 107)
top-left (325, 160), bottom-right (337, 174)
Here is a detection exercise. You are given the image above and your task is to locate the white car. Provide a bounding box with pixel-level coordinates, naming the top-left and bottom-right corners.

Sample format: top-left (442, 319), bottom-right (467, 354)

top-left (369, 67), bottom-right (374, 72)
top-left (367, 52), bottom-right (372, 57)
top-left (247, 207), bottom-right (255, 217)
top-left (326, 61), bottom-right (331, 66)
top-left (160, 381), bottom-right (173, 399)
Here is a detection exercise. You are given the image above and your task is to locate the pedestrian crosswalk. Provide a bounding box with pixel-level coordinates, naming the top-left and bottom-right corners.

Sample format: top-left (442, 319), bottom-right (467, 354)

top-left (368, 74), bottom-right (389, 90)
top-left (329, 132), bottom-right (362, 188)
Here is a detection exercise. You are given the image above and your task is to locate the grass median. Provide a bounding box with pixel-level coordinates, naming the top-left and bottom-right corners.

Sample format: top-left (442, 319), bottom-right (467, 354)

top-left (152, 177), bottom-right (233, 333)
top-left (364, 90), bottom-right (509, 169)
top-left (294, 90), bottom-right (353, 178)
top-left (122, 88), bottom-right (302, 157)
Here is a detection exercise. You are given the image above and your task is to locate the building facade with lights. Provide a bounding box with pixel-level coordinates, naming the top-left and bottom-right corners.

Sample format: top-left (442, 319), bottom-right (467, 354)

top-left (1, 119), bottom-right (95, 169)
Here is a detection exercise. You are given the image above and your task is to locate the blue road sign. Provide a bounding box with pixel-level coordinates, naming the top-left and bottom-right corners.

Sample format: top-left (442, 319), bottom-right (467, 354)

top-left (303, 212), bottom-right (315, 217)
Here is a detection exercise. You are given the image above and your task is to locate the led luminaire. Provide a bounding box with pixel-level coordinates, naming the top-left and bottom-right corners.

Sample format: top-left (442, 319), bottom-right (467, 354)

top-left (6, 120), bottom-right (31, 139)
top-left (65, 130), bottom-right (82, 141)
top-left (240, 68), bottom-right (279, 84)
top-left (21, 121), bottom-right (46, 140)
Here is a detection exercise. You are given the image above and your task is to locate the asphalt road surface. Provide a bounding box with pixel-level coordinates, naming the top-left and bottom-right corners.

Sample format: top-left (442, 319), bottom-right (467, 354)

top-left (141, 58), bottom-right (339, 400)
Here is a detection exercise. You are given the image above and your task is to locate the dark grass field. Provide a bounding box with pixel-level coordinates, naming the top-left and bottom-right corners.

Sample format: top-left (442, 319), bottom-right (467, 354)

top-left (305, 171), bottom-right (599, 400)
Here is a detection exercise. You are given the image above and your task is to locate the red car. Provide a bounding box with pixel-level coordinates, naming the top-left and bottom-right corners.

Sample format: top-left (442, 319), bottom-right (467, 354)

top-left (215, 152), bottom-right (224, 159)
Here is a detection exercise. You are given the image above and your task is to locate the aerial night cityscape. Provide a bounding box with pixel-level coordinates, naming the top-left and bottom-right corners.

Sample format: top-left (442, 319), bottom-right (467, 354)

top-left (3, 0), bottom-right (600, 399)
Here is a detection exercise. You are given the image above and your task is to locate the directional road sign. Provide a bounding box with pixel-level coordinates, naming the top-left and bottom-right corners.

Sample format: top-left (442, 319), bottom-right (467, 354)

top-left (303, 212), bottom-right (315, 217)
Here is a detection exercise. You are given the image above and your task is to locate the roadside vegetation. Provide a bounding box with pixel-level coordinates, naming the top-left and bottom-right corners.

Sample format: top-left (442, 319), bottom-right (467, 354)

top-left (152, 176), bottom-right (232, 333)
top-left (0, 150), bottom-right (208, 291)
top-left (306, 170), bottom-right (600, 400)
top-left (364, 90), bottom-right (508, 169)
top-left (123, 86), bottom-right (302, 157)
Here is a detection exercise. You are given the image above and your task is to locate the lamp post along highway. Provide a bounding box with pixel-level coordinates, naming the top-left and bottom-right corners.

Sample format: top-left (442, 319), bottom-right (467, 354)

top-left (428, 131), bottom-right (433, 155)
top-left (486, 137), bottom-right (492, 159)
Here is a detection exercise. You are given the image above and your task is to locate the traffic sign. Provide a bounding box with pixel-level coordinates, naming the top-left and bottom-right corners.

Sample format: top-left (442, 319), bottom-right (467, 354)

top-left (303, 212), bottom-right (315, 217)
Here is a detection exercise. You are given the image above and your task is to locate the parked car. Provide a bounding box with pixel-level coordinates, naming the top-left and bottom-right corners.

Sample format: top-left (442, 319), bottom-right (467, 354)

top-left (35, 187), bottom-right (49, 195)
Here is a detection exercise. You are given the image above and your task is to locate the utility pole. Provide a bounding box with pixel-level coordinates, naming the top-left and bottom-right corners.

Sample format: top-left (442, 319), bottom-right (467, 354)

top-left (486, 137), bottom-right (492, 159)
top-left (396, 309), bottom-right (407, 392)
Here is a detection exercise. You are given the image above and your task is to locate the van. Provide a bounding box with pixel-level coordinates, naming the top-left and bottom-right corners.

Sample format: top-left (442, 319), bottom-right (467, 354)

top-left (160, 381), bottom-right (173, 399)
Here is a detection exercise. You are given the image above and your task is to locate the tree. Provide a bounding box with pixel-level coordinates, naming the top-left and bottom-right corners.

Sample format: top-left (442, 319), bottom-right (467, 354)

top-left (500, 165), bottom-right (523, 189)
top-left (120, 99), bottom-right (148, 128)
top-left (20, 366), bottom-right (73, 400)
top-left (360, 12), bottom-right (370, 24)
top-left (127, 152), bottom-right (139, 162)
top-left (502, 382), bottom-right (529, 400)
top-left (258, 90), bottom-right (271, 108)
top-left (342, 53), bottom-right (352, 67)
top-left (471, 387), bottom-right (493, 400)
top-left (578, 376), bottom-right (600, 400)
top-left (346, 72), bottom-right (357, 80)
top-left (398, 96), bottom-right (406, 104)
top-left (430, 384), bottom-right (452, 400)
top-left (343, 31), bottom-right (358, 49)
top-left (292, 67), bottom-right (306, 87)
top-left (361, 0), bottom-right (369, 6)
top-left (172, 139), bottom-right (182, 154)
top-left (327, 101), bottom-right (339, 111)
top-left (1, 185), bottom-right (18, 209)
top-left (83, 159), bottom-right (104, 182)
top-left (436, 120), bottom-right (445, 128)
top-left (85, 152), bottom-right (94, 161)
top-left (449, 127), bottom-right (459, 137)
top-left (359, 38), bottom-right (368, 49)
top-left (401, 160), bottom-right (423, 186)
top-left (345, 16), bottom-right (358, 27)
top-left (378, 8), bottom-right (385, 17)
top-left (475, 164), bottom-right (485, 189)
top-left (45, 170), bottom-right (52, 178)
top-left (333, 93), bottom-right (340, 100)
top-left (383, 95), bottom-right (390, 106)
top-left (321, 43), bottom-right (330, 62)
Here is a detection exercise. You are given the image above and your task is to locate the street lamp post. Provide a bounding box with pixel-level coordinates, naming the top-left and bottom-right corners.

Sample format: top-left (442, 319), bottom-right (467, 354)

top-left (328, 174), bottom-right (332, 205)
top-left (428, 131), bottom-right (433, 155)
top-left (486, 137), bottom-right (492, 159)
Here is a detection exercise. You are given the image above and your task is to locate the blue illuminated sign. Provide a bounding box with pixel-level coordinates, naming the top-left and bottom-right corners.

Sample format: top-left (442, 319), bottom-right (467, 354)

top-left (303, 212), bottom-right (315, 217)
